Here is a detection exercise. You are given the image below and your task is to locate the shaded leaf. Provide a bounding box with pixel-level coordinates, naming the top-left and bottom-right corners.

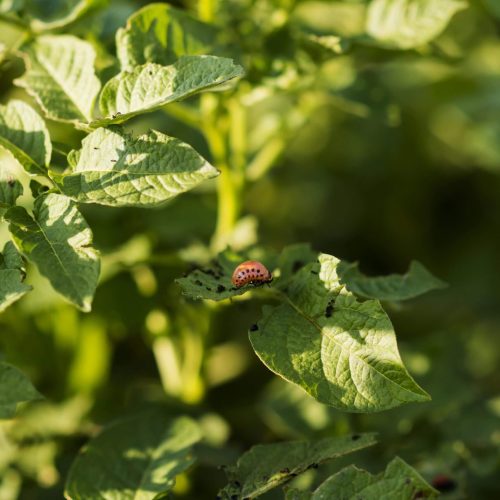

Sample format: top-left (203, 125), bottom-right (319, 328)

top-left (26, 0), bottom-right (105, 32)
top-left (250, 253), bottom-right (430, 412)
top-left (337, 260), bottom-right (447, 301)
top-left (0, 174), bottom-right (23, 208)
top-left (176, 250), bottom-right (275, 301)
top-left (95, 56), bottom-right (244, 125)
top-left (116, 2), bottom-right (218, 70)
top-left (366, 0), bottom-right (467, 50)
top-left (0, 362), bottom-right (42, 419)
top-left (0, 100), bottom-right (51, 174)
top-left (15, 35), bottom-right (101, 123)
top-left (310, 457), bottom-right (438, 499)
top-left (65, 412), bottom-right (202, 499)
top-left (54, 126), bottom-right (219, 207)
top-left (218, 433), bottom-right (377, 499)
top-left (5, 193), bottom-right (100, 311)
top-left (0, 241), bottom-right (31, 313)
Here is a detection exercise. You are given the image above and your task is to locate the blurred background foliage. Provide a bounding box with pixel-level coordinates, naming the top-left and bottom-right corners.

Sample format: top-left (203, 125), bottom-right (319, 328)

top-left (0, 0), bottom-right (499, 498)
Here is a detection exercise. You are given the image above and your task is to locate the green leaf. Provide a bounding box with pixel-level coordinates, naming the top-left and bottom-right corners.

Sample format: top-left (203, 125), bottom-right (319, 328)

top-left (15, 35), bottom-right (101, 123)
top-left (65, 412), bottom-right (202, 499)
top-left (0, 100), bottom-right (51, 174)
top-left (0, 362), bottom-right (42, 419)
top-left (26, 0), bottom-right (105, 32)
top-left (0, 241), bottom-right (31, 313)
top-left (4, 193), bottom-right (100, 312)
top-left (54, 126), bottom-right (219, 207)
top-left (116, 3), bottom-right (218, 70)
top-left (250, 253), bottom-right (430, 412)
top-left (218, 433), bottom-right (377, 499)
top-left (309, 457), bottom-right (438, 499)
top-left (337, 260), bottom-right (447, 301)
top-left (0, 174), bottom-right (23, 208)
top-left (176, 250), bottom-right (276, 301)
top-left (366, 0), bottom-right (467, 50)
top-left (95, 56), bottom-right (244, 125)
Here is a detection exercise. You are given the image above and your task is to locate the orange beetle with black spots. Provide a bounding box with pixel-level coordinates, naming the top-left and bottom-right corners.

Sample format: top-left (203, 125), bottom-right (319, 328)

top-left (231, 261), bottom-right (272, 288)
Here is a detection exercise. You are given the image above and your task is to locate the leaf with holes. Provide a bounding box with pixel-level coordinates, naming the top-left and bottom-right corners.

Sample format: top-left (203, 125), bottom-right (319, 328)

top-left (65, 412), bottom-right (202, 499)
top-left (0, 100), bottom-right (51, 174)
top-left (176, 250), bottom-right (277, 301)
top-left (0, 241), bottom-right (32, 313)
top-left (4, 193), bottom-right (100, 312)
top-left (53, 127), bottom-right (219, 207)
top-left (116, 2), bottom-right (218, 70)
top-left (337, 260), bottom-right (447, 301)
top-left (249, 253), bottom-right (430, 412)
top-left (94, 56), bottom-right (243, 125)
top-left (366, 0), bottom-right (467, 49)
top-left (218, 433), bottom-right (377, 499)
top-left (15, 35), bottom-right (101, 123)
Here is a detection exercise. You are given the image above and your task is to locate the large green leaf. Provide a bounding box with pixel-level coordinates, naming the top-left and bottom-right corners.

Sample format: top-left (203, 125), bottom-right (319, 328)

top-left (0, 362), bottom-right (42, 419)
top-left (54, 126), bottom-right (219, 207)
top-left (299, 457), bottom-right (438, 499)
top-left (15, 35), bottom-right (101, 123)
top-left (0, 242), bottom-right (32, 313)
top-left (65, 412), bottom-right (202, 499)
top-left (116, 3), bottom-right (218, 70)
top-left (251, 254), bottom-right (430, 412)
top-left (366, 0), bottom-right (467, 49)
top-left (95, 56), bottom-right (243, 125)
top-left (4, 193), bottom-right (100, 311)
top-left (26, 0), bottom-right (105, 32)
top-left (218, 433), bottom-right (377, 499)
top-left (0, 100), bottom-right (51, 174)
top-left (337, 260), bottom-right (447, 301)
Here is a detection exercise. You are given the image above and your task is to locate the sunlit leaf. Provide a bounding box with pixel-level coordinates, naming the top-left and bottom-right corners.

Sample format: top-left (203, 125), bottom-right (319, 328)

top-left (0, 241), bottom-right (31, 313)
top-left (218, 433), bottom-right (377, 499)
top-left (366, 0), bottom-right (467, 49)
top-left (54, 126), bottom-right (219, 207)
top-left (95, 56), bottom-right (244, 125)
top-left (305, 457), bottom-right (438, 499)
top-left (65, 412), bottom-right (202, 499)
top-left (0, 100), bottom-right (51, 174)
top-left (4, 193), bottom-right (100, 311)
top-left (15, 35), bottom-right (101, 123)
top-left (0, 362), bottom-right (42, 419)
top-left (116, 2), bottom-right (218, 70)
top-left (337, 260), bottom-right (447, 301)
top-left (250, 253), bottom-right (430, 412)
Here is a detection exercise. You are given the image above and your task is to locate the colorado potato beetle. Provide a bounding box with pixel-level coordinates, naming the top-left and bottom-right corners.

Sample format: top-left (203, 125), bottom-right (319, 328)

top-left (231, 261), bottom-right (272, 288)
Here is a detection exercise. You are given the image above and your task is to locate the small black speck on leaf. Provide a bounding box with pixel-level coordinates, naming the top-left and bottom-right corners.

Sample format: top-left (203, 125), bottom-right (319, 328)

top-left (352, 434), bottom-right (360, 441)
top-left (249, 324), bottom-right (258, 332)
top-left (290, 472), bottom-right (298, 477)
top-left (292, 260), bottom-right (304, 272)
top-left (93, 147), bottom-right (99, 150)
top-left (111, 159), bottom-right (117, 162)
top-left (7, 178), bottom-right (15, 186)
top-left (233, 480), bottom-right (241, 488)
top-left (216, 284), bottom-right (226, 293)
top-left (325, 303), bottom-right (334, 317)
top-left (310, 270), bottom-right (318, 275)
top-left (280, 467), bottom-right (290, 474)
top-left (195, 280), bottom-right (202, 286)
top-left (206, 286), bottom-right (212, 291)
